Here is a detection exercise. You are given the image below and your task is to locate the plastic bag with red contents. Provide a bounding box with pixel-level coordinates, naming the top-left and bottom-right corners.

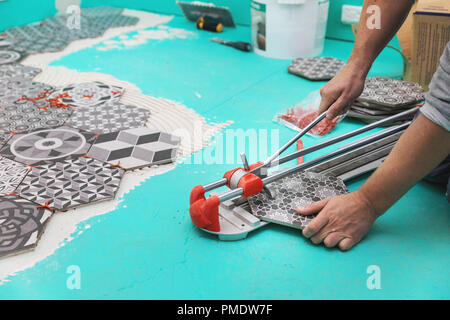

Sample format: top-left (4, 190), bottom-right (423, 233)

top-left (274, 90), bottom-right (346, 137)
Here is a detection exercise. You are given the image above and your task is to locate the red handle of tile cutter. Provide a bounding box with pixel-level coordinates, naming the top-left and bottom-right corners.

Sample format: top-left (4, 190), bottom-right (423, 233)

top-left (189, 162), bottom-right (264, 232)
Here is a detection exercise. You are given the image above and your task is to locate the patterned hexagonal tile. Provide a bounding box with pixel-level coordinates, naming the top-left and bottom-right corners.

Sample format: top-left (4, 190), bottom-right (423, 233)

top-left (16, 156), bottom-right (124, 211)
top-left (0, 63), bottom-right (41, 80)
top-left (88, 127), bottom-right (180, 170)
top-left (47, 82), bottom-right (124, 108)
top-left (0, 49), bottom-right (26, 65)
top-left (0, 77), bottom-right (54, 106)
top-left (288, 57), bottom-right (346, 81)
top-left (248, 171), bottom-right (348, 229)
top-left (0, 156), bottom-right (29, 196)
top-left (65, 101), bottom-right (150, 134)
top-left (0, 195), bottom-right (52, 258)
top-left (0, 99), bottom-right (73, 133)
top-left (0, 126), bottom-right (96, 166)
top-left (357, 77), bottom-right (424, 108)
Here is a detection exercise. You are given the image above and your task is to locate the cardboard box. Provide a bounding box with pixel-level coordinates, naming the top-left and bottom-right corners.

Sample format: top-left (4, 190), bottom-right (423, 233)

top-left (410, 0), bottom-right (450, 90)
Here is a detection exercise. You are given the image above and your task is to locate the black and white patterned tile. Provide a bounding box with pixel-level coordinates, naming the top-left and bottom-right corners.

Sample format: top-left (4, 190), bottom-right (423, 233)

top-left (17, 156), bottom-right (124, 211)
top-left (11, 36), bottom-right (70, 54)
top-left (0, 49), bottom-right (26, 65)
top-left (0, 99), bottom-right (73, 133)
top-left (48, 82), bottom-right (124, 108)
top-left (0, 78), bottom-right (55, 106)
top-left (0, 156), bottom-right (29, 196)
top-left (357, 77), bottom-right (424, 107)
top-left (288, 57), bottom-right (346, 81)
top-left (0, 195), bottom-right (52, 258)
top-left (65, 101), bottom-right (150, 134)
top-left (0, 126), bottom-right (96, 166)
top-left (248, 172), bottom-right (348, 229)
top-left (88, 127), bottom-right (180, 170)
top-left (0, 63), bottom-right (42, 80)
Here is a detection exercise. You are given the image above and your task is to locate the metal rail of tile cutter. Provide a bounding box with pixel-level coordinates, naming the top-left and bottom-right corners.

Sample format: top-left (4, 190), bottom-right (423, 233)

top-left (189, 107), bottom-right (419, 239)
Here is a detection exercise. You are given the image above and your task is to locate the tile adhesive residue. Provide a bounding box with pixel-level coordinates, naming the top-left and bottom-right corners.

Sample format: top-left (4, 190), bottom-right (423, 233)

top-left (0, 9), bottom-right (232, 284)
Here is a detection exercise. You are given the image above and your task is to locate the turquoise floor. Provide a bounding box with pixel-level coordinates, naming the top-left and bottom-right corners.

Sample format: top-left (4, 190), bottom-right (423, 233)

top-left (1, 16), bottom-right (449, 299)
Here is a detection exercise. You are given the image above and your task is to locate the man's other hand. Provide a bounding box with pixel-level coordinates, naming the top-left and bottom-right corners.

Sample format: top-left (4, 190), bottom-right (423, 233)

top-left (296, 192), bottom-right (379, 251)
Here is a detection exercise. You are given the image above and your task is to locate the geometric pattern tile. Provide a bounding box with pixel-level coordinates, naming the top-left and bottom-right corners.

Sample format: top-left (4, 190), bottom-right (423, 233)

top-left (90, 14), bottom-right (139, 29)
top-left (0, 157), bottom-right (29, 196)
top-left (0, 130), bottom-right (12, 149)
top-left (43, 16), bottom-right (108, 41)
top-left (16, 156), bottom-right (124, 211)
top-left (0, 78), bottom-right (55, 106)
top-left (0, 195), bottom-right (52, 258)
top-left (248, 171), bottom-right (348, 229)
top-left (0, 49), bottom-right (26, 65)
top-left (0, 126), bottom-right (96, 166)
top-left (0, 99), bottom-right (73, 132)
top-left (47, 82), bottom-right (124, 108)
top-left (357, 77), bottom-right (424, 108)
top-left (65, 101), bottom-right (150, 134)
top-left (88, 127), bottom-right (180, 170)
top-left (288, 57), bottom-right (346, 81)
top-left (81, 6), bottom-right (124, 17)
top-left (11, 36), bottom-right (70, 55)
top-left (0, 63), bottom-right (42, 80)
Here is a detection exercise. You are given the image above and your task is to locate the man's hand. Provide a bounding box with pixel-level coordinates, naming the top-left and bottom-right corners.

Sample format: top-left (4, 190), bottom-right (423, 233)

top-left (319, 62), bottom-right (368, 120)
top-left (296, 191), bottom-right (379, 251)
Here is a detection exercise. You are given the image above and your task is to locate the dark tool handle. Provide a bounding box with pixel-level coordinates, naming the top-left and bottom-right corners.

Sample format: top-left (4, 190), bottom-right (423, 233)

top-left (227, 41), bottom-right (252, 52)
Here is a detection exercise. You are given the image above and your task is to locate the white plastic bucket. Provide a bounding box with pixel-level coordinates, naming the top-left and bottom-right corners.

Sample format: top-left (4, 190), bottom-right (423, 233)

top-left (251, 0), bottom-right (329, 59)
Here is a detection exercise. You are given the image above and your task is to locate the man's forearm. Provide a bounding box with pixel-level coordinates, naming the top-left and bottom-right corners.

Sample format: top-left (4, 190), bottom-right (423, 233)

top-left (348, 0), bottom-right (415, 75)
top-left (357, 114), bottom-right (450, 216)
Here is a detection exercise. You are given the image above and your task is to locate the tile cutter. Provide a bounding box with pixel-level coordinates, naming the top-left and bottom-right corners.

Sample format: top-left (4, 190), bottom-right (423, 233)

top-left (189, 107), bottom-right (419, 235)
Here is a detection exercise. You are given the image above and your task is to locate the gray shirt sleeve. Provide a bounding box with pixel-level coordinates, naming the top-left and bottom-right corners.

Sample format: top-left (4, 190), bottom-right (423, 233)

top-left (420, 41), bottom-right (450, 131)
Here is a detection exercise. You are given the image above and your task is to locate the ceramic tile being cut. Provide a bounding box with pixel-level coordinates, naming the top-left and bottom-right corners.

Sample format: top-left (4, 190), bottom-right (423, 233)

top-left (0, 195), bottom-right (52, 258)
top-left (0, 157), bottom-right (29, 196)
top-left (357, 77), bottom-right (424, 107)
top-left (0, 50), bottom-right (26, 65)
top-left (248, 172), bottom-right (348, 229)
top-left (0, 126), bottom-right (96, 166)
top-left (288, 57), bottom-right (346, 81)
top-left (88, 127), bottom-right (180, 170)
top-left (65, 101), bottom-right (150, 134)
top-left (48, 82), bottom-right (124, 108)
top-left (17, 156), bottom-right (124, 211)
top-left (0, 63), bottom-right (41, 80)
top-left (0, 99), bottom-right (73, 132)
top-left (0, 78), bottom-right (55, 106)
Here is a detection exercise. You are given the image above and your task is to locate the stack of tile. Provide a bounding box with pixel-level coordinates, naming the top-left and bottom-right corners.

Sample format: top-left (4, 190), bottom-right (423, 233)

top-left (348, 77), bottom-right (425, 124)
top-left (0, 6), bottom-right (138, 57)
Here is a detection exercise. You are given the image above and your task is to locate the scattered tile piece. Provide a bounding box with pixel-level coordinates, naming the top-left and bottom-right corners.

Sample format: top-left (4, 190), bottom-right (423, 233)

top-left (48, 82), bottom-right (124, 108)
top-left (0, 157), bottom-right (29, 196)
top-left (0, 126), bottom-right (96, 166)
top-left (65, 101), bottom-right (150, 134)
top-left (17, 156), bottom-right (124, 211)
top-left (0, 195), bottom-right (52, 258)
top-left (88, 127), bottom-right (180, 170)
top-left (288, 57), bottom-right (346, 81)
top-left (248, 172), bottom-right (348, 229)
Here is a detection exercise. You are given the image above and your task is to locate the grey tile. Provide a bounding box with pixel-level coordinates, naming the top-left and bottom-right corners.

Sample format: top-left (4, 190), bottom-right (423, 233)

top-left (0, 63), bottom-right (42, 80)
top-left (65, 101), bottom-right (150, 134)
top-left (0, 156), bottom-right (29, 196)
top-left (16, 156), bottom-right (124, 211)
top-left (88, 127), bottom-right (180, 170)
top-left (288, 57), bottom-right (346, 81)
top-left (0, 126), bottom-right (96, 166)
top-left (0, 49), bottom-right (26, 65)
top-left (48, 82), bottom-right (124, 108)
top-left (248, 171), bottom-right (348, 229)
top-left (0, 195), bottom-right (52, 258)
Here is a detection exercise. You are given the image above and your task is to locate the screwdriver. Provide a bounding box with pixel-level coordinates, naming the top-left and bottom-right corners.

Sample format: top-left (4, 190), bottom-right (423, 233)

top-left (210, 38), bottom-right (252, 52)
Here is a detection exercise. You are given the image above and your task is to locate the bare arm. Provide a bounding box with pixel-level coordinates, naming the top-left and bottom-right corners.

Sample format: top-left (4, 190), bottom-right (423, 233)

top-left (297, 114), bottom-right (450, 250)
top-left (320, 0), bottom-right (415, 119)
